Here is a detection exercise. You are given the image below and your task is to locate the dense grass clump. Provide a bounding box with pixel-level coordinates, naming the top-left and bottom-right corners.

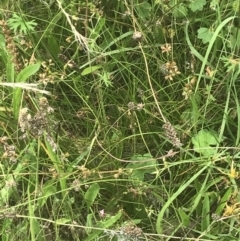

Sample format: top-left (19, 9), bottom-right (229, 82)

top-left (0, 0), bottom-right (240, 240)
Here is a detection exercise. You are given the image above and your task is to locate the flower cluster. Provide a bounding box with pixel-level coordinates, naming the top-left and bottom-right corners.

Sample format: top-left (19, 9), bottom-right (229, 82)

top-left (182, 76), bottom-right (196, 100)
top-left (160, 61), bottom-right (181, 81)
top-left (163, 121), bottom-right (182, 148)
top-left (58, 53), bottom-right (78, 71)
top-left (161, 43), bottom-right (172, 53)
top-left (19, 97), bottom-right (54, 136)
top-left (77, 165), bottom-right (93, 179)
top-left (5, 179), bottom-right (17, 189)
top-left (18, 97), bottom-right (57, 151)
top-left (103, 224), bottom-right (143, 241)
top-left (38, 59), bottom-right (56, 86)
top-left (0, 136), bottom-right (17, 163)
top-left (0, 20), bottom-right (22, 71)
top-left (0, 208), bottom-right (16, 219)
top-left (132, 31), bottom-right (143, 41)
top-left (121, 224), bottom-right (143, 240)
top-left (113, 168), bottom-right (123, 179)
top-left (137, 88), bottom-right (144, 99)
top-left (127, 102), bottom-right (144, 111)
top-left (71, 179), bottom-right (81, 192)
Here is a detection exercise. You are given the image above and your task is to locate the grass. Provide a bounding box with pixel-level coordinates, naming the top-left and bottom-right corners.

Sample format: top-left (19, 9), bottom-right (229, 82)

top-left (0, 0), bottom-right (240, 240)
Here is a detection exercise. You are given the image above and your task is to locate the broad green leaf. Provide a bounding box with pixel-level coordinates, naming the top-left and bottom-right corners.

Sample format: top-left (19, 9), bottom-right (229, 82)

top-left (192, 129), bottom-right (218, 156)
top-left (178, 208), bottom-right (190, 227)
top-left (173, 4), bottom-right (188, 18)
top-left (215, 188), bottom-right (232, 215)
top-left (55, 218), bottom-right (71, 224)
top-left (197, 28), bottom-right (214, 44)
top-left (81, 65), bottom-right (102, 76)
top-left (127, 153), bottom-right (157, 182)
top-left (89, 17), bottom-right (105, 40)
top-left (190, 95), bottom-right (201, 125)
top-left (16, 63), bottom-right (41, 82)
top-left (86, 214), bottom-right (93, 234)
top-left (13, 63), bottom-right (41, 120)
top-left (47, 35), bottom-right (60, 58)
top-left (189, 0), bottom-right (207, 12)
top-left (38, 180), bottom-right (56, 208)
top-left (135, 2), bottom-right (152, 21)
top-left (12, 87), bottom-right (23, 120)
top-left (153, 25), bottom-right (165, 43)
top-left (84, 211), bottom-right (122, 241)
top-left (84, 183), bottom-right (100, 209)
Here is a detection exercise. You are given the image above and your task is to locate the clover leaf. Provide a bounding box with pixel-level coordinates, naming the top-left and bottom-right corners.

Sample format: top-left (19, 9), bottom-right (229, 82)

top-left (127, 153), bottom-right (157, 183)
top-left (197, 27), bottom-right (214, 44)
top-left (189, 0), bottom-right (207, 12)
top-left (192, 129), bottom-right (219, 157)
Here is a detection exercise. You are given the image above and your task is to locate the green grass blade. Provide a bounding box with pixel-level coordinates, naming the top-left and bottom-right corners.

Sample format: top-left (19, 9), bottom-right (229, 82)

top-left (84, 183), bottom-right (100, 210)
top-left (156, 161), bottom-right (211, 234)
